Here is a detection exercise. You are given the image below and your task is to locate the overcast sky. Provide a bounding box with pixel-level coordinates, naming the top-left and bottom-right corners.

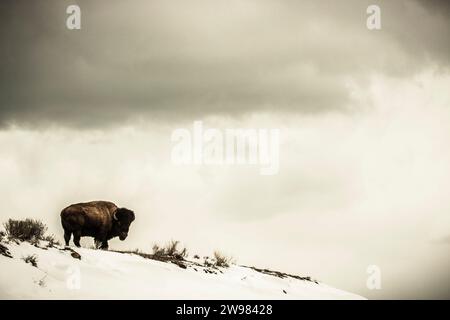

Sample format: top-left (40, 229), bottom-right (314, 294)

top-left (0, 0), bottom-right (449, 299)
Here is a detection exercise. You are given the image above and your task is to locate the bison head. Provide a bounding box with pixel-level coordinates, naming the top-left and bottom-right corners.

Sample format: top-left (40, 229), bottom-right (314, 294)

top-left (112, 208), bottom-right (135, 240)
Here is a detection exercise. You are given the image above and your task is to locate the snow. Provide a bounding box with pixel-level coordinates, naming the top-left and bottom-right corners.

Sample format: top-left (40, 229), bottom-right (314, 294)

top-left (0, 241), bottom-right (365, 299)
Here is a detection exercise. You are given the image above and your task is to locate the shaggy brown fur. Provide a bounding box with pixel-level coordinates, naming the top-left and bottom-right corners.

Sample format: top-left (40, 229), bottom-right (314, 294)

top-left (60, 201), bottom-right (135, 249)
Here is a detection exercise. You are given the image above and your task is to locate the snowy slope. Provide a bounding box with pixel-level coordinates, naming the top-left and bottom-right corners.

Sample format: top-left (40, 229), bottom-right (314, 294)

top-left (0, 241), bottom-right (365, 300)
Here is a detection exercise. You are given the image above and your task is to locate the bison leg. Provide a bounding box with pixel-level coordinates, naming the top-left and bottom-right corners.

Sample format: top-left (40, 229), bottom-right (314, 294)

top-left (94, 239), bottom-right (102, 249)
top-left (64, 231), bottom-right (72, 246)
top-left (73, 230), bottom-right (81, 247)
top-left (95, 230), bottom-right (109, 250)
top-left (94, 239), bottom-right (108, 250)
top-left (100, 240), bottom-right (109, 250)
top-left (94, 236), bottom-right (108, 250)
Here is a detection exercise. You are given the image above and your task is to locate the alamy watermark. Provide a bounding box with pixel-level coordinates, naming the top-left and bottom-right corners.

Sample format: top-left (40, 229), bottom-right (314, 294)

top-left (171, 121), bottom-right (280, 175)
top-left (65, 4), bottom-right (382, 31)
top-left (366, 264), bottom-right (382, 290)
top-left (366, 5), bottom-right (381, 30)
top-left (66, 266), bottom-right (81, 290)
top-left (66, 5), bottom-right (81, 30)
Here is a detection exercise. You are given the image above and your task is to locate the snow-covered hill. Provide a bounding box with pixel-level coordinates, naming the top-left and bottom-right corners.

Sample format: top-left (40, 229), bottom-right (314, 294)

top-left (0, 240), bottom-right (365, 299)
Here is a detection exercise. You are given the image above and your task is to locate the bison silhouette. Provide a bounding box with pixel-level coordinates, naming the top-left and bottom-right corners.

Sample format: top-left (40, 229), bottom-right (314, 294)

top-left (61, 201), bottom-right (135, 249)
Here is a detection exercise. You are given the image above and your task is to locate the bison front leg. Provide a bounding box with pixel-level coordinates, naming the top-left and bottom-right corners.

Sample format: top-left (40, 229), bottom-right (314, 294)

top-left (95, 231), bottom-right (109, 250)
top-left (94, 238), bottom-right (108, 250)
top-left (94, 239), bottom-right (102, 249)
top-left (100, 240), bottom-right (109, 250)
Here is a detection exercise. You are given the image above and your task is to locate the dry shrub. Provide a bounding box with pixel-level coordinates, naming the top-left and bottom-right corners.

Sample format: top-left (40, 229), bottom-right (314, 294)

top-left (4, 219), bottom-right (47, 242)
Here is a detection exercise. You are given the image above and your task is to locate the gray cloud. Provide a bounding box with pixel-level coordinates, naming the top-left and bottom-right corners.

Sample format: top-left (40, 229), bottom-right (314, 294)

top-left (0, 0), bottom-right (449, 128)
top-left (0, 3), bottom-right (449, 298)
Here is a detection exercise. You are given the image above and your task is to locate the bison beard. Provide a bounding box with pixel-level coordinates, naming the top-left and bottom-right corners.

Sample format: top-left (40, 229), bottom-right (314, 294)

top-left (60, 201), bottom-right (135, 250)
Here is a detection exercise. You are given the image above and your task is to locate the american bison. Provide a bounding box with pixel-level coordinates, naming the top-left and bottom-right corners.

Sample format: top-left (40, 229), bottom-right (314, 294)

top-left (60, 201), bottom-right (135, 249)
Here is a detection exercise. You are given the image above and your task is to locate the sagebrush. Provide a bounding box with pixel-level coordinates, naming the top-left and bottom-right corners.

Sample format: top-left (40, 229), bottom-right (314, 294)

top-left (214, 251), bottom-right (231, 267)
top-left (4, 219), bottom-right (47, 242)
top-left (43, 234), bottom-right (61, 247)
top-left (23, 254), bottom-right (38, 267)
top-left (152, 240), bottom-right (188, 259)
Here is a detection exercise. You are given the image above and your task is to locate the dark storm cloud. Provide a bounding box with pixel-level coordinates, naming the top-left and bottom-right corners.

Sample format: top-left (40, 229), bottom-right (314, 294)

top-left (417, 0), bottom-right (450, 16)
top-left (0, 0), bottom-right (449, 128)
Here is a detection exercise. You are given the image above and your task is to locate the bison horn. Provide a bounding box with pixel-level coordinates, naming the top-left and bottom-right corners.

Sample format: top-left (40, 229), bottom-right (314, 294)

top-left (113, 211), bottom-right (118, 221)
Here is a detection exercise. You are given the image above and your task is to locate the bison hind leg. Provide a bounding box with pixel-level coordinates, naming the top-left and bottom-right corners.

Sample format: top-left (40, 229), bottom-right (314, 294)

top-left (73, 230), bottom-right (81, 247)
top-left (64, 231), bottom-right (72, 246)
